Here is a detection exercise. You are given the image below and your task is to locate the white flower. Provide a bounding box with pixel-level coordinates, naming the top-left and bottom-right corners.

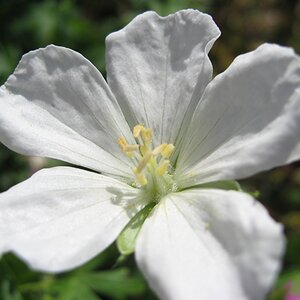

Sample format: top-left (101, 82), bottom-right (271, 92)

top-left (0, 9), bottom-right (300, 300)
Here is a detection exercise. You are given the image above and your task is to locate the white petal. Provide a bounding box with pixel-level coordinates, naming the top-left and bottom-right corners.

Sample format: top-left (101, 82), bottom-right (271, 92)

top-left (136, 189), bottom-right (284, 300)
top-left (0, 45), bottom-right (134, 179)
top-left (106, 10), bottom-right (220, 146)
top-left (176, 44), bottom-right (300, 188)
top-left (0, 167), bottom-right (147, 272)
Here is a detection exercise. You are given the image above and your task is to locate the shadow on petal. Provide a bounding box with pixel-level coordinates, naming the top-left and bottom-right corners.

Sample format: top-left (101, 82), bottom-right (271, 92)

top-left (106, 186), bottom-right (149, 218)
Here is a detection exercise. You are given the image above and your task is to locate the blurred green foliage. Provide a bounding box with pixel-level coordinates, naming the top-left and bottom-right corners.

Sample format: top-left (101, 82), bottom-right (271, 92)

top-left (0, 0), bottom-right (299, 299)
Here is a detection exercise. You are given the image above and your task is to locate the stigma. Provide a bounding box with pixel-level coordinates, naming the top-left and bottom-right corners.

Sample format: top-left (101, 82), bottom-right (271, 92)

top-left (118, 125), bottom-right (176, 199)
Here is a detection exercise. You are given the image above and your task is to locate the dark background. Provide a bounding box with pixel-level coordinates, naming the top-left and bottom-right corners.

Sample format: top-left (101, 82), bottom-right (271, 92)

top-left (0, 0), bottom-right (299, 299)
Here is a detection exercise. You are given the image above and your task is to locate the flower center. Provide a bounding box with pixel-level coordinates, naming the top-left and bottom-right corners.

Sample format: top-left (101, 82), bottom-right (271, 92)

top-left (118, 125), bottom-right (178, 201)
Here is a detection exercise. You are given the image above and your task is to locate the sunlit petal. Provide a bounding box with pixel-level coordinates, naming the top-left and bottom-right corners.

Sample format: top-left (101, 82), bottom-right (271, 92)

top-left (136, 189), bottom-right (284, 300)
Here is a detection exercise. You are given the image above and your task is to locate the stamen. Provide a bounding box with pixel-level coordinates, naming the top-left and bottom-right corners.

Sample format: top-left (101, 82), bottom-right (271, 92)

top-left (133, 125), bottom-right (144, 138)
top-left (118, 136), bottom-right (127, 151)
top-left (118, 136), bottom-right (139, 158)
top-left (140, 145), bottom-right (148, 156)
top-left (141, 128), bottom-right (153, 144)
top-left (156, 160), bottom-right (170, 176)
top-left (133, 168), bottom-right (148, 186)
top-left (161, 144), bottom-right (175, 158)
top-left (123, 144), bottom-right (139, 152)
top-left (126, 152), bottom-right (134, 158)
top-left (152, 144), bottom-right (167, 155)
top-left (118, 125), bottom-right (175, 193)
top-left (136, 151), bottom-right (153, 173)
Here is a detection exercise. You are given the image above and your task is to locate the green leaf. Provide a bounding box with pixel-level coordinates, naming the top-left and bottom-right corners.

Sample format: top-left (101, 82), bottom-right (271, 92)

top-left (50, 268), bottom-right (146, 300)
top-left (52, 277), bottom-right (100, 300)
top-left (117, 202), bottom-right (156, 255)
top-left (1, 281), bottom-right (23, 300)
top-left (82, 268), bottom-right (146, 299)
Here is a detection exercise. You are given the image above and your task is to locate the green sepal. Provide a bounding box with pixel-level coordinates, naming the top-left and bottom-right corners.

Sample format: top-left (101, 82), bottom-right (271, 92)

top-left (117, 202), bottom-right (156, 255)
top-left (193, 180), bottom-right (242, 191)
top-left (113, 254), bottom-right (128, 268)
top-left (247, 190), bottom-right (260, 198)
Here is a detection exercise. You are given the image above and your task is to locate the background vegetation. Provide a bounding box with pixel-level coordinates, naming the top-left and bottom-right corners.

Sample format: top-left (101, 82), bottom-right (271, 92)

top-left (0, 0), bottom-right (299, 299)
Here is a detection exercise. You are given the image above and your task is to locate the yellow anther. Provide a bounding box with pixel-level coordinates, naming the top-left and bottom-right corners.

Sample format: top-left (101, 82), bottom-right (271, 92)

top-left (133, 125), bottom-right (144, 138)
top-left (123, 144), bottom-right (139, 152)
top-left (119, 125), bottom-right (175, 188)
top-left (136, 151), bottom-right (153, 173)
top-left (133, 124), bottom-right (152, 144)
top-left (141, 128), bottom-right (153, 144)
top-left (156, 160), bottom-right (170, 176)
top-left (118, 136), bottom-right (127, 151)
top-left (118, 137), bottom-right (139, 156)
top-left (133, 167), bottom-right (148, 186)
top-left (152, 143), bottom-right (167, 156)
top-left (161, 144), bottom-right (175, 158)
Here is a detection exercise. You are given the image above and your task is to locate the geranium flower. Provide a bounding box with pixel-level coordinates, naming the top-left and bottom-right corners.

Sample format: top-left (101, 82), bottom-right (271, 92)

top-left (0, 9), bottom-right (300, 300)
